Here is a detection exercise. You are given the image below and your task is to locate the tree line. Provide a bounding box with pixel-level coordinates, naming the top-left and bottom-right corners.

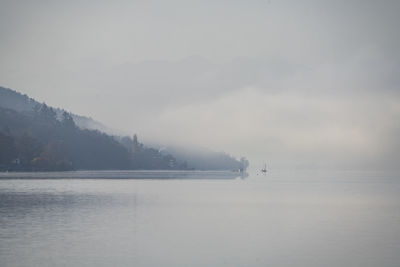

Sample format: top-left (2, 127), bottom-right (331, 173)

top-left (0, 104), bottom-right (183, 171)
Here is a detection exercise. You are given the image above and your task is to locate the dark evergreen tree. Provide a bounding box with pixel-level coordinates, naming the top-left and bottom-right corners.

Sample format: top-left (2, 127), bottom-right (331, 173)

top-left (61, 111), bottom-right (76, 129)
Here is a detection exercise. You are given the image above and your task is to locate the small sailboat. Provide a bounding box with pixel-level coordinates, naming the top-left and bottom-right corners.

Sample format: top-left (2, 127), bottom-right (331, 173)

top-left (261, 163), bottom-right (267, 173)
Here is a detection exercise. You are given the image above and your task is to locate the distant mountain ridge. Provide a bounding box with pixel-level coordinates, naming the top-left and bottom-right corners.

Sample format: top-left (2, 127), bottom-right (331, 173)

top-left (0, 85), bottom-right (246, 171)
top-left (0, 86), bottom-right (114, 134)
top-left (0, 86), bottom-right (185, 171)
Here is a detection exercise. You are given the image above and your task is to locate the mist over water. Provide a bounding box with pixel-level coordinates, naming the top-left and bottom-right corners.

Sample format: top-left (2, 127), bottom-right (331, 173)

top-left (1, 170), bottom-right (399, 267)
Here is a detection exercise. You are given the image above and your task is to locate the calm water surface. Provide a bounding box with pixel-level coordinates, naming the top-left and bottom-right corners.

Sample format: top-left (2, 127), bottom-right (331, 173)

top-left (0, 170), bottom-right (399, 267)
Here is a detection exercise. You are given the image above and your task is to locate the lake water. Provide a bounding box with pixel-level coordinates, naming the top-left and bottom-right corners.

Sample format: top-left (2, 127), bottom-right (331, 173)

top-left (0, 170), bottom-right (399, 267)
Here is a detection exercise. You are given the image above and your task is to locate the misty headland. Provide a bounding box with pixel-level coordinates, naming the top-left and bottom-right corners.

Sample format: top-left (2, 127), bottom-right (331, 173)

top-left (0, 86), bottom-right (248, 172)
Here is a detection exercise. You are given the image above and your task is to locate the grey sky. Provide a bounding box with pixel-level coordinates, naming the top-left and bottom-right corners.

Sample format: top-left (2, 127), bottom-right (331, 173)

top-left (1, 0), bottom-right (399, 169)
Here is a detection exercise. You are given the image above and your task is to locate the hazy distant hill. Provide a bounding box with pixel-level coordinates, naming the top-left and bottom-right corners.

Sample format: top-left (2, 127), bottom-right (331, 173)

top-left (0, 104), bottom-right (187, 171)
top-left (0, 85), bottom-right (246, 171)
top-left (0, 86), bottom-right (114, 134)
top-left (0, 86), bottom-right (36, 112)
top-left (158, 145), bottom-right (248, 171)
top-left (0, 106), bottom-right (129, 170)
top-left (0, 86), bottom-right (183, 171)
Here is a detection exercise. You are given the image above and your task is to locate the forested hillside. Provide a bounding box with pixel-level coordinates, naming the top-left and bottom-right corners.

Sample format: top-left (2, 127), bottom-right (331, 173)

top-left (0, 105), bottom-right (183, 171)
top-left (0, 86), bottom-right (113, 133)
top-left (0, 86), bottom-right (246, 171)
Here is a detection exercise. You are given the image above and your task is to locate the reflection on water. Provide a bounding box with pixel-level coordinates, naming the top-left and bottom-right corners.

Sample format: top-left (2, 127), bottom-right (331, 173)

top-left (0, 170), bottom-right (247, 180)
top-left (0, 170), bottom-right (399, 267)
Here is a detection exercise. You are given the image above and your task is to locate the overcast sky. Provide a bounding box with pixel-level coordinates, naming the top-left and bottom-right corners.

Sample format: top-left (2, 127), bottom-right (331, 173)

top-left (1, 0), bottom-right (399, 170)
